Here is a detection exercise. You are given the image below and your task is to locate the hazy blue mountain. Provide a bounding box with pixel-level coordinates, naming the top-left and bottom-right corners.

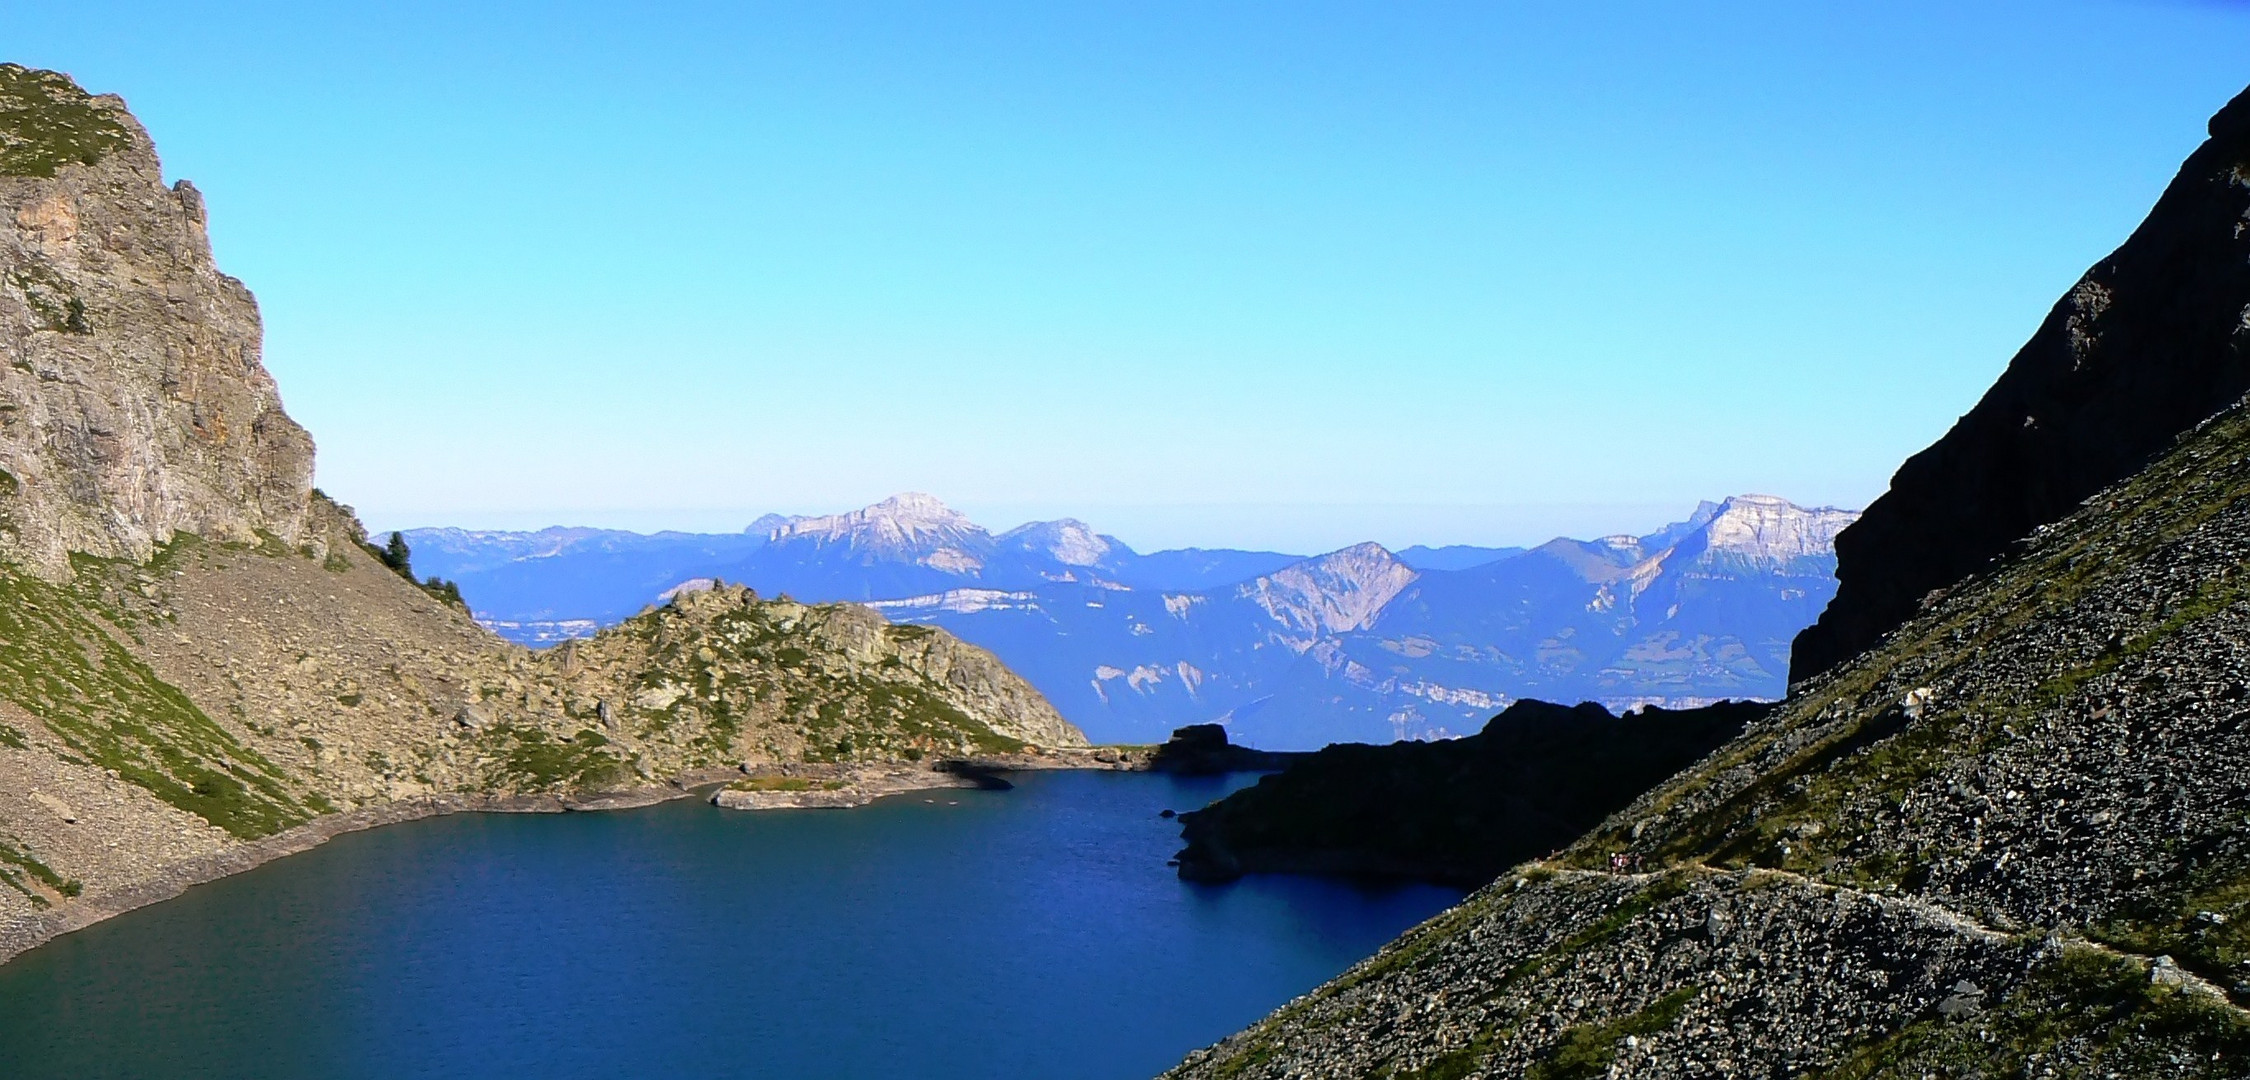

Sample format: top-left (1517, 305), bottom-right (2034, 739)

top-left (1393, 544), bottom-right (1527, 571)
top-left (402, 496), bottom-right (1305, 640)
top-left (868, 495), bottom-right (1854, 748)
top-left (399, 519), bottom-right (795, 639)
top-left (409, 493), bottom-right (1854, 747)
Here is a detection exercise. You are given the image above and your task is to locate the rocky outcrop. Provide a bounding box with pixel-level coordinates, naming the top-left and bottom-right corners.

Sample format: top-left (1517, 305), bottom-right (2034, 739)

top-left (1143, 723), bottom-right (1303, 775)
top-left (538, 583), bottom-right (1087, 764)
top-left (1172, 700), bottom-right (1765, 886)
top-left (1791, 83), bottom-right (2250, 685)
top-left (0, 66), bottom-right (1085, 963)
top-left (1235, 541), bottom-right (1419, 647)
top-left (0, 64), bottom-right (314, 579)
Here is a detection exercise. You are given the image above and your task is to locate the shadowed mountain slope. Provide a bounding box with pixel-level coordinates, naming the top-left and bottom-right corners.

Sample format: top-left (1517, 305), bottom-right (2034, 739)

top-left (1792, 83), bottom-right (2250, 685)
top-left (1167, 81), bottom-right (2250, 1080)
top-left (1173, 699), bottom-right (1767, 887)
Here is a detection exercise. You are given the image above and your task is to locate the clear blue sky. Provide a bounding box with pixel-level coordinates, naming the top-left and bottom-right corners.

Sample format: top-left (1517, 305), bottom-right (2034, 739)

top-left (15, 2), bottom-right (2250, 551)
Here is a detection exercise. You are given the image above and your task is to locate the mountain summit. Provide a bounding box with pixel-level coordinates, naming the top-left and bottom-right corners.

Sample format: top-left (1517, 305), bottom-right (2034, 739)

top-left (769, 492), bottom-right (994, 571)
top-left (1686, 493), bottom-right (1858, 567)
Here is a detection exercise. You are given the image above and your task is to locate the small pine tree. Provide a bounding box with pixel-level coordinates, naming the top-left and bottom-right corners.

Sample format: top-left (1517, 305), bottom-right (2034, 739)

top-left (381, 531), bottom-right (413, 578)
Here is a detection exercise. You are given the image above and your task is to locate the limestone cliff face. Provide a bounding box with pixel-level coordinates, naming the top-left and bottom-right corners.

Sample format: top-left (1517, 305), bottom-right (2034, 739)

top-left (0, 65), bottom-right (314, 578)
top-left (1791, 83), bottom-right (2250, 684)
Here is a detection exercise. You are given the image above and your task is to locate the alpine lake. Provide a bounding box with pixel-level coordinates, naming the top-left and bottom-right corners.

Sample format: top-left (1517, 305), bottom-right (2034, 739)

top-left (0, 770), bottom-right (1461, 1079)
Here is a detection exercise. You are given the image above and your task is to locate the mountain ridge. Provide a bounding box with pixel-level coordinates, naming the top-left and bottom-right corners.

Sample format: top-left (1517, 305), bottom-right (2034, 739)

top-left (407, 492), bottom-right (1852, 746)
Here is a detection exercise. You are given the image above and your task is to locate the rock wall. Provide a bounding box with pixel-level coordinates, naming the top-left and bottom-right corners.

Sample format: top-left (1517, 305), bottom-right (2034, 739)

top-left (1791, 82), bottom-right (2250, 684)
top-left (0, 64), bottom-right (314, 579)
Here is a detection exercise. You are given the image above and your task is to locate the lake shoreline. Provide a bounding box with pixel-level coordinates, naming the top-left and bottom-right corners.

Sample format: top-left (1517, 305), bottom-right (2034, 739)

top-left (0, 747), bottom-right (1164, 970)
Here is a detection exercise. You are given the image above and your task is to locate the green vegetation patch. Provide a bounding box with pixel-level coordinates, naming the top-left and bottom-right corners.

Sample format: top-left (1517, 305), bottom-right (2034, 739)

top-left (0, 64), bottom-right (129, 177)
top-left (6, 264), bottom-right (91, 335)
top-left (480, 725), bottom-right (624, 793)
top-left (0, 836), bottom-right (78, 908)
top-left (1812, 947), bottom-right (2250, 1079)
top-left (0, 562), bottom-right (309, 839)
top-left (2087, 854), bottom-right (2250, 1007)
top-left (1390, 1029), bottom-right (1503, 1080)
top-left (1528, 987), bottom-right (1698, 1080)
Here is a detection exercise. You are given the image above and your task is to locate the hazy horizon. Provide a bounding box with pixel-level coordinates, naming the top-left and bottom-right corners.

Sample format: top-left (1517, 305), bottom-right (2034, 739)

top-left (371, 490), bottom-right (1840, 556)
top-left (18, 2), bottom-right (2250, 553)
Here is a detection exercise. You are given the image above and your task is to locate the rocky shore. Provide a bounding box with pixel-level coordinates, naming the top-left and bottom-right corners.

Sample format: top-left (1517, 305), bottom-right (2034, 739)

top-left (0, 781), bottom-right (726, 968)
top-left (707, 745), bottom-right (1156, 810)
top-left (0, 726), bottom-right (1286, 966)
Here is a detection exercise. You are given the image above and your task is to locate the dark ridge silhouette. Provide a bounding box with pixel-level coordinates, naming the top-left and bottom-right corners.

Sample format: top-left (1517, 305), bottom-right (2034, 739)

top-left (1791, 83), bottom-right (2250, 685)
top-left (1172, 698), bottom-right (1768, 887)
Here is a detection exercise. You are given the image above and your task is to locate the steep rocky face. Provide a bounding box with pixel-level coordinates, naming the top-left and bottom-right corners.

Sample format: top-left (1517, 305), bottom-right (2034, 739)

top-left (1792, 83), bottom-right (2250, 685)
top-left (1689, 494), bottom-right (1857, 569)
top-left (0, 65), bottom-right (314, 579)
top-left (1235, 541), bottom-right (1419, 647)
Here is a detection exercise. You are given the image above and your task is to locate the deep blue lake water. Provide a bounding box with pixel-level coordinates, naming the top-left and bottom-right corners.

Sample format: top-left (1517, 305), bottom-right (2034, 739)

top-left (0, 770), bottom-right (1461, 1079)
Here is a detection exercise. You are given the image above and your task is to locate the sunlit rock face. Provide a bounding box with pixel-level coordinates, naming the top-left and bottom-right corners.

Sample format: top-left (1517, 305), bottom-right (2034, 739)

top-left (0, 64), bottom-right (315, 578)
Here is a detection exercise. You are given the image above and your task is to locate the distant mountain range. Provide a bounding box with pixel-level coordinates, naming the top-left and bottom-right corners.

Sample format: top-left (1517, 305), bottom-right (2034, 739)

top-left (404, 493), bottom-right (1855, 748)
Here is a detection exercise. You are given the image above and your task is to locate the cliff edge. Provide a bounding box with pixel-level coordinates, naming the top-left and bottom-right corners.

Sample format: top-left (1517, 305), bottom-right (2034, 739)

top-left (0, 64), bottom-right (314, 578)
top-left (1792, 83), bottom-right (2250, 684)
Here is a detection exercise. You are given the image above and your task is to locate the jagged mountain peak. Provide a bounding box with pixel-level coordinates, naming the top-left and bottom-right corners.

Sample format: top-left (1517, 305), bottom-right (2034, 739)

top-left (1690, 494), bottom-right (1860, 564)
top-left (997, 517), bottom-right (1120, 568)
top-left (1238, 542), bottom-right (1418, 642)
top-left (768, 492), bottom-right (994, 569)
